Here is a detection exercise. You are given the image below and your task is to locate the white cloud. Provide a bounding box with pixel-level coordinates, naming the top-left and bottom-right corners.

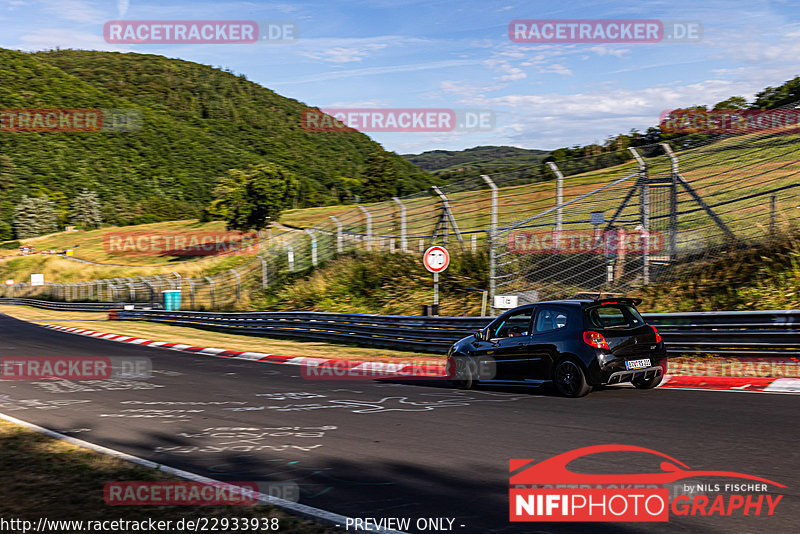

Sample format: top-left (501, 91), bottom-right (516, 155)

top-left (38, 0), bottom-right (106, 24)
top-left (588, 45), bottom-right (630, 58)
top-left (300, 43), bottom-right (388, 63)
top-left (271, 58), bottom-right (482, 85)
top-left (16, 28), bottom-right (127, 51)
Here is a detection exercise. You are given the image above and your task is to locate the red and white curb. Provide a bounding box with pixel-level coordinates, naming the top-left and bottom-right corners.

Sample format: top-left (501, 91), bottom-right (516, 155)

top-left (659, 374), bottom-right (800, 394)
top-left (41, 324), bottom-right (443, 377)
top-left (41, 324), bottom-right (800, 393)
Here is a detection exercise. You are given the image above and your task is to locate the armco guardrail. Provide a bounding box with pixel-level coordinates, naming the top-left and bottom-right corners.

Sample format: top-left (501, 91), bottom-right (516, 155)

top-left (646, 310), bottom-right (800, 357)
top-left (109, 308), bottom-right (800, 356)
top-left (3, 298), bottom-right (797, 356)
top-left (111, 309), bottom-right (490, 352)
top-left (0, 298), bottom-right (161, 313)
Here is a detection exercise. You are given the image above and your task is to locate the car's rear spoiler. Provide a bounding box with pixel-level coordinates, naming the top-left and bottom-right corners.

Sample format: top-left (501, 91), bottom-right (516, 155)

top-left (591, 297), bottom-right (643, 306)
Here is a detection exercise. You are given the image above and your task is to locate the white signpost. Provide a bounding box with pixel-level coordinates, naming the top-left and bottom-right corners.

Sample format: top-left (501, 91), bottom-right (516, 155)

top-left (423, 246), bottom-right (450, 316)
top-left (30, 273), bottom-right (44, 286)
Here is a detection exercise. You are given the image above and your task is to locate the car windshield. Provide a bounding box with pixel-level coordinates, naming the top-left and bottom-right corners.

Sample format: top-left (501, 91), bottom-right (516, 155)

top-left (585, 303), bottom-right (645, 329)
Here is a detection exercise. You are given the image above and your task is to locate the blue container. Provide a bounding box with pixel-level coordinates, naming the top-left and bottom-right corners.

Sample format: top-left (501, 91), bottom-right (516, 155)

top-left (162, 290), bottom-right (181, 311)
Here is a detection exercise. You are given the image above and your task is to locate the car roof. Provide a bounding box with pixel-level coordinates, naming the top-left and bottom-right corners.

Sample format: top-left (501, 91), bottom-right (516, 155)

top-left (503, 299), bottom-right (640, 310)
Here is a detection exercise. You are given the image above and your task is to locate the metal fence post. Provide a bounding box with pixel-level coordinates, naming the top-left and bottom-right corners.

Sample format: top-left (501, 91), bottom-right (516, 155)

top-left (205, 276), bottom-right (215, 309)
top-left (143, 280), bottom-right (155, 303)
top-left (431, 185), bottom-right (465, 250)
top-left (231, 269), bottom-right (241, 300)
top-left (392, 197), bottom-right (407, 252)
top-left (547, 161), bottom-right (565, 249)
top-left (304, 229), bottom-right (318, 266)
top-left (481, 175), bottom-right (498, 316)
top-left (187, 278), bottom-right (195, 309)
top-left (259, 255), bottom-right (269, 288)
top-left (329, 216), bottom-right (343, 253)
top-left (628, 147), bottom-right (649, 285)
top-left (660, 143), bottom-right (679, 260)
top-left (282, 241), bottom-right (295, 271)
top-left (358, 205), bottom-right (372, 251)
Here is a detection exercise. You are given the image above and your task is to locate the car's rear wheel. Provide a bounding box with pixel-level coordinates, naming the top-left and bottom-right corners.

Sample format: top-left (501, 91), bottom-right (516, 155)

top-left (632, 375), bottom-right (662, 389)
top-left (448, 356), bottom-right (475, 389)
top-left (553, 358), bottom-right (591, 397)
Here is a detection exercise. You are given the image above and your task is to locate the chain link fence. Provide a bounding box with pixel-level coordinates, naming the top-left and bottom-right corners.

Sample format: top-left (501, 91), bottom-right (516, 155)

top-left (3, 117), bottom-right (799, 313)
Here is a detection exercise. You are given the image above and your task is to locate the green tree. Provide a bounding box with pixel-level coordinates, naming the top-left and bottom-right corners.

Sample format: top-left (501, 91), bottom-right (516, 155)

top-left (70, 189), bottom-right (103, 229)
top-left (38, 197), bottom-right (59, 236)
top-left (0, 155), bottom-right (15, 192)
top-left (13, 196), bottom-right (38, 239)
top-left (210, 163), bottom-right (300, 231)
top-left (361, 153), bottom-right (398, 202)
top-left (101, 194), bottom-right (135, 226)
top-left (0, 220), bottom-right (12, 241)
top-left (713, 96), bottom-right (748, 110)
top-left (751, 76), bottom-right (800, 109)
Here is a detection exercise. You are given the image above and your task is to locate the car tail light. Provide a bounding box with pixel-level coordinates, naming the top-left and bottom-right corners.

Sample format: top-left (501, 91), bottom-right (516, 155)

top-left (583, 331), bottom-right (609, 349)
top-left (651, 326), bottom-right (662, 343)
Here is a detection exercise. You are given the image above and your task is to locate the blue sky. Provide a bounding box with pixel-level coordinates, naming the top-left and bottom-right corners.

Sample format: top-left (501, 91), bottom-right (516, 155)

top-left (2, 0), bottom-right (800, 154)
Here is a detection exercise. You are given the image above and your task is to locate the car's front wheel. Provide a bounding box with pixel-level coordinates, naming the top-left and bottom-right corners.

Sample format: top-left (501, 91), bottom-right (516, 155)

top-left (553, 358), bottom-right (591, 397)
top-left (447, 356), bottom-right (476, 389)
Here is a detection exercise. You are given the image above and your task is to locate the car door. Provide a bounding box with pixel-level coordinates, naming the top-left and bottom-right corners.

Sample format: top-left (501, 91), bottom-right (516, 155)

top-left (529, 306), bottom-right (572, 380)
top-left (474, 307), bottom-right (535, 380)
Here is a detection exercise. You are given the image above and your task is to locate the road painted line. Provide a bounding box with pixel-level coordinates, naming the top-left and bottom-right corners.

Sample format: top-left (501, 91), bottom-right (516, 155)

top-left (0, 412), bottom-right (407, 534)
top-left (763, 378), bottom-right (800, 393)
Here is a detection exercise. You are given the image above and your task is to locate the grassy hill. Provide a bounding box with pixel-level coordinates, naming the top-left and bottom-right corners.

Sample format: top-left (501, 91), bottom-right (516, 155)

top-left (0, 220), bottom-right (255, 284)
top-left (0, 48), bottom-right (435, 231)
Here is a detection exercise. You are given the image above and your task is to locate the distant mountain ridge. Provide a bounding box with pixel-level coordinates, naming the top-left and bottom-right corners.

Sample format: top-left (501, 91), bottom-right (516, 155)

top-left (403, 145), bottom-right (550, 178)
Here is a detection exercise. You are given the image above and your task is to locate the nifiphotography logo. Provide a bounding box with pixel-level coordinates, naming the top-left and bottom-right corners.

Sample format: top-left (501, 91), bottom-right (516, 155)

top-left (509, 444), bottom-right (785, 522)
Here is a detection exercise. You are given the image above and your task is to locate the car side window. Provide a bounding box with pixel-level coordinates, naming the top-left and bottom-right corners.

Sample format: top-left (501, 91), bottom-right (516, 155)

top-left (490, 309), bottom-right (533, 339)
top-left (534, 308), bottom-right (568, 333)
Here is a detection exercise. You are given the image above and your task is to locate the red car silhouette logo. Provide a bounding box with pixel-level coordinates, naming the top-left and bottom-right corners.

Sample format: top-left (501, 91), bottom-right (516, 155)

top-left (510, 444), bottom-right (785, 487)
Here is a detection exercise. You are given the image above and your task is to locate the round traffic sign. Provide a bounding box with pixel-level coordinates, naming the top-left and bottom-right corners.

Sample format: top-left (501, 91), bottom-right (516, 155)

top-left (423, 246), bottom-right (450, 273)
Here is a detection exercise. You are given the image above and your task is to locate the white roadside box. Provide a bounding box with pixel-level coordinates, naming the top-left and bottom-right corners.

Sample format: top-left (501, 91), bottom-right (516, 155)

top-left (494, 295), bottom-right (519, 309)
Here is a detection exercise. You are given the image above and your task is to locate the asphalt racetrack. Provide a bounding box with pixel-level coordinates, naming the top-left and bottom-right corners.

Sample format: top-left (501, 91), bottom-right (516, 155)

top-left (0, 312), bottom-right (797, 533)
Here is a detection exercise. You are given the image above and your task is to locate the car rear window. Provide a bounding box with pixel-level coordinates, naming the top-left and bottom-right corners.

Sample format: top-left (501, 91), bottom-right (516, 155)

top-left (585, 304), bottom-right (645, 329)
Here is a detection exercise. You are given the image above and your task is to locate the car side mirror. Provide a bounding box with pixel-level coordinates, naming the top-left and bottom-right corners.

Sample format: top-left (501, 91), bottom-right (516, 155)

top-left (473, 331), bottom-right (483, 341)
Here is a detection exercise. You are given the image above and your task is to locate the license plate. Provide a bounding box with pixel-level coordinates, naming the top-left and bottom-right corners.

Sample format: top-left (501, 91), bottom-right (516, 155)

top-left (626, 358), bottom-right (651, 370)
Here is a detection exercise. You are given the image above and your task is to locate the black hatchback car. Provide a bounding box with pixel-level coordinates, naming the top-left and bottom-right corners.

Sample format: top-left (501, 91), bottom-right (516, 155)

top-left (446, 298), bottom-right (666, 397)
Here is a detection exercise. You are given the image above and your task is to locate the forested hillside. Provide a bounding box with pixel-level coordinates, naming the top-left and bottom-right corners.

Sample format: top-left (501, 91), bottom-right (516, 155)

top-left (0, 48), bottom-right (434, 236)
